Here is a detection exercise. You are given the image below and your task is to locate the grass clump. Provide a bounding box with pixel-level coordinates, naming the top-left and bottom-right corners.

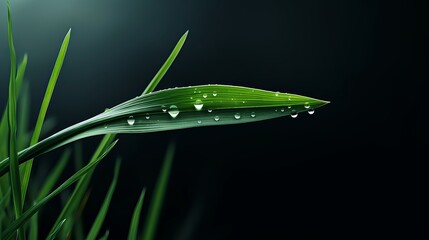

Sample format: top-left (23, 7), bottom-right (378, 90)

top-left (0, 1), bottom-right (328, 239)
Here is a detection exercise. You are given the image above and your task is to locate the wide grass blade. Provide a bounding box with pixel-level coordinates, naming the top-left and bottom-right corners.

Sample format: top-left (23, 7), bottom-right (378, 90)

top-left (6, 2), bottom-right (24, 239)
top-left (142, 141), bottom-right (175, 240)
top-left (0, 85), bottom-right (329, 176)
top-left (143, 31), bottom-right (188, 95)
top-left (0, 139), bottom-right (118, 240)
top-left (20, 29), bottom-right (72, 202)
top-left (86, 159), bottom-right (121, 240)
top-left (128, 188), bottom-right (146, 240)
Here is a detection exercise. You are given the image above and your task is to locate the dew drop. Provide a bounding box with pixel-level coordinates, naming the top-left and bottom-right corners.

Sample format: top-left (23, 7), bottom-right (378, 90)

top-left (145, 114), bottom-right (150, 120)
top-left (234, 113), bottom-right (241, 119)
top-left (242, 101), bottom-right (246, 103)
top-left (104, 125), bottom-right (108, 129)
top-left (251, 112), bottom-right (256, 118)
top-left (168, 105), bottom-right (180, 118)
top-left (203, 93), bottom-right (208, 98)
top-left (288, 106), bottom-right (292, 109)
top-left (291, 111), bottom-right (298, 118)
top-left (161, 105), bottom-right (167, 112)
top-left (280, 108), bottom-right (285, 112)
top-left (308, 109), bottom-right (315, 115)
top-left (212, 91), bottom-right (217, 96)
top-left (214, 116), bottom-right (220, 121)
top-left (197, 120), bottom-right (202, 124)
top-left (208, 109), bottom-right (213, 113)
top-left (127, 116), bottom-right (135, 126)
top-left (194, 99), bottom-right (204, 111)
top-left (275, 91), bottom-right (280, 96)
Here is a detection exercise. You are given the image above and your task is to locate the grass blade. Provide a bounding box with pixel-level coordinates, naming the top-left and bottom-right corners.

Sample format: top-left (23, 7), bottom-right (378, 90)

top-left (0, 55), bottom-right (28, 160)
top-left (20, 29), bottom-right (72, 202)
top-left (46, 219), bottom-right (66, 240)
top-left (99, 230), bottom-right (110, 240)
top-left (0, 85), bottom-right (329, 176)
top-left (128, 188), bottom-right (146, 240)
top-left (49, 134), bottom-right (116, 237)
top-left (0, 139), bottom-right (118, 240)
top-left (6, 2), bottom-right (24, 239)
top-left (142, 141), bottom-right (175, 240)
top-left (86, 159), bottom-right (121, 240)
top-left (143, 31), bottom-right (188, 95)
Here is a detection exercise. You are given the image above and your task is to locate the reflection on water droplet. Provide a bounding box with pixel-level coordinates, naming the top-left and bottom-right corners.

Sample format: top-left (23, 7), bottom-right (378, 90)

top-left (197, 120), bottom-right (202, 124)
top-left (214, 116), bottom-right (220, 121)
top-left (291, 111), bottom-right (298, 118)
top-left (168, 105), bottom-right (180, 118)
top-left (145, 114), bottom-right (150, 120)
top-left (208, 109), bottom-right (212, 113)
top-left (234, 113), bottom-right (241, 119)
top-left (242, 101), bottom-right (246, 103)
top-left (127, 116), bottom-right (135, 126)
top-left (304, 102), bottom-right (310, 109)
top-left (308, 109), bottom-right (315, 115)
top-left (161, 105), bottom-right (167, 112)
top-left (281, 108), bottom-right (285, 112)
top-left (251, 112), bottom-right (256, 118)
top-left (275, 91), bottom-right (280, 96)
top-left (275, 109), bottom-right (278, 112)
top-left (190, 97), bottom-right (193, 100)
top-left (288, 96), bottom-right (291, 101)
top-left (203, 93), bottom-right (208, 98)
top-left (104, 125), bottom-right (108, 129)
top-left (213, 91), bottom-right (217, 96)
top-left (194, 99), bottom-right (204, 111)
top-left (288, 106), bottom-right (292, 109)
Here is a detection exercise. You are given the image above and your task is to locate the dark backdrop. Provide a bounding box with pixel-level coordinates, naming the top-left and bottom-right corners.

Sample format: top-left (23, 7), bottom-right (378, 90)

top-left (0, 0), bottom-right (427, 239)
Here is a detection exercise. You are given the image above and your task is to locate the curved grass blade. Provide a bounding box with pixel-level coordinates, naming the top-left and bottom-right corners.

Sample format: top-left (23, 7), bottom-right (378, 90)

top-left (143, 31), bottom-right (188, 95)
top-left (142, 141), bottom-right (175, 240)
top-left (6, 2), bottom-right (24, 239)
top-left (0, 85), bottom-right (329, 176)
top-left (99, 230), bottom-right (110, 240)
top-left (20, 28), bottom-right (72, 202)
top-left (128, 188), bottom-right (146, 240)
top-left (0, 140), bottom-right (118, 240)
top-left (86, 159), bottom-right (121, 240)
top-left (46, 219), bottom-right (66, 240)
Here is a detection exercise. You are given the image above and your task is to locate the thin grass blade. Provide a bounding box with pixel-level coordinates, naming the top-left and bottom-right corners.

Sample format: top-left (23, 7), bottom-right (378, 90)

top-left (86, 159), bottom-right (121, 240)
top-left (49, 134), bottom-right (116, 237)
top-left (143, 31), bottom-right (188, 95)
top-left (20, 29), bottom-right (72, 202)
top-left (99, 230), bottom-right (110, 240)
top-left (0, 139), bottom-right (118, 240)
top-left (128, 188), bottom-right (146, 240)
top-left (46, 219), bottom-right (66, 240)
top-left (6, 2), bottom-right (24, 239)
top-left (142, 141), bottom-right (175, 240)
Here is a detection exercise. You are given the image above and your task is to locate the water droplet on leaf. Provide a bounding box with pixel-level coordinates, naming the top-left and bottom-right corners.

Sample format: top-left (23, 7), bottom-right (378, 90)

top-left (308, 109), bottom-right (315, 115)
top-left (168, 105), bottom-right (180, 118)
top-left (251, 112), bottom-right (256, 118)
top-left (194, 99), bottom-right (204, 111)
top-left (127, 116), bottom-right (135, 126)
top-left (234, 113), bottom-right (241, 119)
top-left (214, 116), bottom-right (220, 121)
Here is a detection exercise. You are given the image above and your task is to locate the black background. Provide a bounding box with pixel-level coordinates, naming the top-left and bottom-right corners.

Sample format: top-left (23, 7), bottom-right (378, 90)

top-left (0, 0), bottom-right (427, 239)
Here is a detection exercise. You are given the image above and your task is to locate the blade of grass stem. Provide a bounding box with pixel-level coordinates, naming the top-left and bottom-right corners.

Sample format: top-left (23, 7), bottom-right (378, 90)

top-left (142, 141), bottom-right (175, 240)
top-left (86, 159), bottom-right (121, 240)
top-left (20, 29), bottom-right (71, 202)
top-left (128, 188), bottom-right (146, 240)
top-left (46, 219), bottom-right (66, 240)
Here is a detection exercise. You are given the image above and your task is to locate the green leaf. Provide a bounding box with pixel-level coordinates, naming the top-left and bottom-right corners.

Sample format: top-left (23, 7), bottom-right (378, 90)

top-left (46, 219), bottom-right (66, 240)
top-left (128, 188), bottom-right (146, 240)
top-left (0, 139), bottom-right (118, 240)
top-left (0, 85), bottom-right (329, 176)
top-left (20, 28), bottom-right (72, 203)
top-left (86, 159), bottom-right (121, 240)
top-left (142, 141), bottom-right (175, 240)
top-left (143, 31), bottom-right (188, 95)
top-left (6, 2), bottom-right (24, 239)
